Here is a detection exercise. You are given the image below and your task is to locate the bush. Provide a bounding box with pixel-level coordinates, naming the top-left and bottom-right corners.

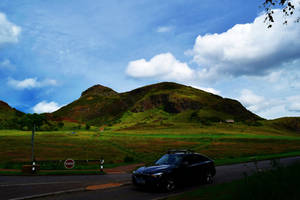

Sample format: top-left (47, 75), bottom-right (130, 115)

top-left (124, 155), bottom-right (134, 163)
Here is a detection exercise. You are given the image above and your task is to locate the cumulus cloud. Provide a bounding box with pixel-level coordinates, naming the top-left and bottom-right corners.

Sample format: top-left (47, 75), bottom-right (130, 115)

top-left (126, 53), bottom-right (195, 81)
top-left (8, 78), bottom-right (57, 89)
top-left (33, 101), bottom-right (61, 113)
top-left (0, 12), bottom-right (21, 45)
top-left (156, 26), bottom-right (173, 33)
top-left (190, 5), bottom-right (300, 80)
top-left (191, 85), bottom-right (220, 95)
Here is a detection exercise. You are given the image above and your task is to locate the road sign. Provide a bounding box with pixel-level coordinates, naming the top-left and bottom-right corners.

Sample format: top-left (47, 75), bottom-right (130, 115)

top-left (64, 159), bottom-right (75, 169)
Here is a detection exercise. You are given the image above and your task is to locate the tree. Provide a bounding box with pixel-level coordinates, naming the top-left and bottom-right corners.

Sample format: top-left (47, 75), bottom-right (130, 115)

top-left (85, 123), bottom-right (90, 130)
top-left (263, 0), bottom-right (300, 28)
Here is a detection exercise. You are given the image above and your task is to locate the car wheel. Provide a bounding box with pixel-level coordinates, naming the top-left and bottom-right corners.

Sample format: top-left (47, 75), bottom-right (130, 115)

top-left (205, 172), bottom-right (213, 184)
top-left (164, 179), bottom-right (176, 192)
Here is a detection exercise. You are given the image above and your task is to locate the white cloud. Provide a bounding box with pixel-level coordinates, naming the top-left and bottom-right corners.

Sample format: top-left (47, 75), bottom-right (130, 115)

top-left (238, 89), bottom-right (300, 119)
top-left (156, 26), bottom-right (173, 33)
top-left (190, 5), bottom-right (300, 80)
top-left (260, 60), bottom-right (300, 90)
top-left (0, 12), bottom-right (21, 44)
top-left (191, 85), bottom-right (220, 95)
top-left (286, 96), bottom-right (300, 112)
top-left (239, 89), bottom-right (268, 113)
top-left (33, 101), bottom-right (61, 113)
top-left (8, 78), bottom-right (57, 89)
top-left (0, 59), bottom-right (15, 70)
top-left (126, 53), bottom-right (195, 81)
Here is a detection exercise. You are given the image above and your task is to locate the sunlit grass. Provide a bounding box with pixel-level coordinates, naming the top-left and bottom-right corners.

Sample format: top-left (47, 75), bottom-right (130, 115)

top-left (0, 125), bottom-right (299, 167)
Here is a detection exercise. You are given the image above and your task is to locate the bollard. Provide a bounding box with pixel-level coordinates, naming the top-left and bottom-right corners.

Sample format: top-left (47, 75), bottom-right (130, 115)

top-left (100, 157), bottom-right (104, 173)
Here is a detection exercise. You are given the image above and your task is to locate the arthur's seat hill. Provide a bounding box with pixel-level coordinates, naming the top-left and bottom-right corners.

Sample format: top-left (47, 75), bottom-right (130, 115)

top-left (52, 82), bottom-right (262, 126)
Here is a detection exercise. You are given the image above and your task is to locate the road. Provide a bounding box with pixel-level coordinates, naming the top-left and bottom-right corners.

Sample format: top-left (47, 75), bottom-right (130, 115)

top-left (0, 156), bottom-right (299, 200)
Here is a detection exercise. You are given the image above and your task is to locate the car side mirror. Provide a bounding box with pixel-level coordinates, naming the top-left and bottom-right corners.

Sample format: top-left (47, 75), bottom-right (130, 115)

top-left (182, 161), bottom-right (189, 167)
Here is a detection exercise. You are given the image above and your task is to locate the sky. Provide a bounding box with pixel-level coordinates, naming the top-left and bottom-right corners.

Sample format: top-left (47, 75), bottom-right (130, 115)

top-left (0, 0), bottom-right (300, 119)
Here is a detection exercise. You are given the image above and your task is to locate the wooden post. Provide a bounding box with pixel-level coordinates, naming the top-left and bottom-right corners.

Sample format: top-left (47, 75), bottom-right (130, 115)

top-left (31, 124), bottom-right (35, 163)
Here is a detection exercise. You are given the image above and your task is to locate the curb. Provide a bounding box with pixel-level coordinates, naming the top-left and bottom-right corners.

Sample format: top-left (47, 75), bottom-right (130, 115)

top-left (9, 188), bottom-right (85, 200)
top-left (8, 181), bottom-right (132, 200)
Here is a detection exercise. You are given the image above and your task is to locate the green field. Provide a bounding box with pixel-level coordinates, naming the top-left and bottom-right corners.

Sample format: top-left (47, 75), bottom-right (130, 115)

top-left (0, 122), bottom-right (300, 170)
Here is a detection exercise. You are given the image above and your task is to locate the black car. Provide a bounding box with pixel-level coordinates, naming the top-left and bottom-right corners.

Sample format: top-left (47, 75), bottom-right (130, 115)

top-left (132, 150), bottom-right (216, 191)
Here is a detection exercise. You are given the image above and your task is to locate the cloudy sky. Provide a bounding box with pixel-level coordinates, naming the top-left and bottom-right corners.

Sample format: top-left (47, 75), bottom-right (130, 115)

top-left (0, 0), bottom-right (300, 119)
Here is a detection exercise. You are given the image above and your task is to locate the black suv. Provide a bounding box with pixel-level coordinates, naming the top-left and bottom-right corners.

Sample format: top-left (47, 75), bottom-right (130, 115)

top-left (132, 150), bottom-right (216, 191)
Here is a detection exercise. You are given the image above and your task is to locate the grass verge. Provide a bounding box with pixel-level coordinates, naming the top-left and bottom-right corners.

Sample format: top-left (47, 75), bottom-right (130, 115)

top-left (167, 162), bottom-right (300, 200)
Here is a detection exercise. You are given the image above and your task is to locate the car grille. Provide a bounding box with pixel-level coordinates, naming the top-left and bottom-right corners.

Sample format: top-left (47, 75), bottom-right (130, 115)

top-left (133, 173), bottom-right (157, 186)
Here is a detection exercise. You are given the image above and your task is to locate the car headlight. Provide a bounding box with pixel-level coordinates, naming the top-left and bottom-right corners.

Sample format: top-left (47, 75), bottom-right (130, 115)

top-left (151, 172), bottom-right (163, 178)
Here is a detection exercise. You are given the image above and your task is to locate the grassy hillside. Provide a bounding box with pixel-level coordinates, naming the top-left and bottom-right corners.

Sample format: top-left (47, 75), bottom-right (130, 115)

top-left (264, 117), bottom-right (300, 133)
top-left (0, 125), bottom-right (299, 165)
top-left (53, 82), bottom-right (262, 127)
top-left (0, 100), bottom-right (65, 131)
top-left (0, 100), bottom-right (24, 129)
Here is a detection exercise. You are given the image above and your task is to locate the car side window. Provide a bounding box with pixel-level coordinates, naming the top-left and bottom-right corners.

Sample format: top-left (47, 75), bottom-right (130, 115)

top-left (182, 154), bottom-right (209, 165)
top-left (194, 155), bottom-right (209, 163)
top-left (182, 155), bottom-right (193, 165)
top-left (184, 155), bottom-right (199, 165)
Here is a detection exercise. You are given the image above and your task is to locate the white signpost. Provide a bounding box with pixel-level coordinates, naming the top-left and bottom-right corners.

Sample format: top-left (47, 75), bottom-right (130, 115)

top-left (100, 158), bottom-right (104, 172)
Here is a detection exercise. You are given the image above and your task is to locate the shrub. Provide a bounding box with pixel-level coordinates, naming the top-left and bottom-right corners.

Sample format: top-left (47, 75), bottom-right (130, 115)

top-left (124, 155), bottom-right (134, 163)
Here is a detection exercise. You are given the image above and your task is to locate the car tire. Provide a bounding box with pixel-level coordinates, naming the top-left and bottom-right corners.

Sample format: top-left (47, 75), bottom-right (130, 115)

top-left (205, 171), bottom-right (213, 184)
top-left (164, 178), bottom-right (176, 192)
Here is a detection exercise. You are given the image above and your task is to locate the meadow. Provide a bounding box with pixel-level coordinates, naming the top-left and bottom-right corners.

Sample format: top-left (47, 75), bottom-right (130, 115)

top-left (0, 121), bottom-right (300, 171)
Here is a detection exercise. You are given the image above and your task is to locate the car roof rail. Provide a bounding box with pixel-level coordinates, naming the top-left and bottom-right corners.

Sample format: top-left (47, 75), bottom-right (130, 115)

top-left (167, 149), bottom-right (194, 154)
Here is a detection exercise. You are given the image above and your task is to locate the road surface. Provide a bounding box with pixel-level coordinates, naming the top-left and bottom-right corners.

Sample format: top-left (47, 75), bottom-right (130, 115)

top-left (0, 156), bottom-right (299, 200)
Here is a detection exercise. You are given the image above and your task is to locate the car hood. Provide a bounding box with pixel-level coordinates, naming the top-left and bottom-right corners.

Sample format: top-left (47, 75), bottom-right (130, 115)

top-left (135, 164), bottom-right (173, 174)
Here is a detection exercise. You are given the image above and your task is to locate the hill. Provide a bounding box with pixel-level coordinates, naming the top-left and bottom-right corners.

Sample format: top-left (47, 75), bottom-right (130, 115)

top-left (53, 82), bottom-right (262, 126)
top-left (0, 100), bottom-right (24, 129)
top-left (265, 117), bottom-right (300, 133)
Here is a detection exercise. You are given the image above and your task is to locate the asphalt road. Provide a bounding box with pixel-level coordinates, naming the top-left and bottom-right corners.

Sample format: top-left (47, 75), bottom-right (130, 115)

top-left (1, 156), bottom-right (299, 200)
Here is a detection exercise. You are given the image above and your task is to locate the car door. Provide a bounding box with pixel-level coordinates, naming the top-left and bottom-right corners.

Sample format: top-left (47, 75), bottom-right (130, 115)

top-left (187, 155), bottom-right (204, 182)
top-left (193, 155), bottom-right (211, 180)
top-left (179, 155), bottom-right (200, 183)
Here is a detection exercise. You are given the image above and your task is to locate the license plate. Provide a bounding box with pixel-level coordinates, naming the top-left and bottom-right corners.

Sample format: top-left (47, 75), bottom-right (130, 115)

top-left (135, 177), bottom-right (145, 185)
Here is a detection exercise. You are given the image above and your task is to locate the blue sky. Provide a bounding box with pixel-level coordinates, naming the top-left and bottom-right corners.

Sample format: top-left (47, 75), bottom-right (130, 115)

top-left (0, 0), bottom-right (300, 119)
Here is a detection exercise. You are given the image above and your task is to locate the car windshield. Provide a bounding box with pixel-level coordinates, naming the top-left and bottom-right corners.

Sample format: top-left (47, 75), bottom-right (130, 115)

top-left (155, 154), bottom-right (183, 165)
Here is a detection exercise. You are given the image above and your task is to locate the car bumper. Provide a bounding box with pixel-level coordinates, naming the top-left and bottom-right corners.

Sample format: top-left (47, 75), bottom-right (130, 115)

top-left (132, 174), bottom-right (163, 189)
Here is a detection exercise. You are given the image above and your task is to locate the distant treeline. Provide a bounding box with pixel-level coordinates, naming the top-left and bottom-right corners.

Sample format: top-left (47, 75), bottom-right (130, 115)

top-left (0, 113), bottom-right (64, 131)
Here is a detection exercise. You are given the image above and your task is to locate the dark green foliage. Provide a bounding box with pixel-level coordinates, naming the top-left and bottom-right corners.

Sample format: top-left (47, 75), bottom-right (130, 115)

top-left (0, 103), bottom-right (65, 131)
top-left (244, 120), bottom-right (263, 126)
top-left (190, 111), bottom-right (222, 125)
top-left (58, 122), bottom-right (64, 128)
top-left (85, 123), bottom-right (90, 130)
top-left (124, 155), bottom-right (135, 163)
